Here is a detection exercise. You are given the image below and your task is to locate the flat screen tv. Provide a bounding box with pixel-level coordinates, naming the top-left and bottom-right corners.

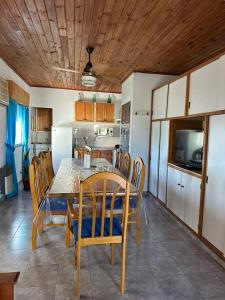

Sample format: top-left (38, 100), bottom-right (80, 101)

top-left (174, 129), bottom-right (204, 170)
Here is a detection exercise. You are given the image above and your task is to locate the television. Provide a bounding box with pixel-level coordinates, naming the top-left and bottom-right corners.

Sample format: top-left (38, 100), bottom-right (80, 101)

top-left (174, 129), bottom-right (204, 170)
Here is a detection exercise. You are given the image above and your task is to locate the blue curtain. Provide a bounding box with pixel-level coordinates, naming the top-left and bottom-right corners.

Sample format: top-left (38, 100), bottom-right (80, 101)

top-left (5, 99), bottom-right (18, 197)
top-left (21, 105), bottom-right (29, 179)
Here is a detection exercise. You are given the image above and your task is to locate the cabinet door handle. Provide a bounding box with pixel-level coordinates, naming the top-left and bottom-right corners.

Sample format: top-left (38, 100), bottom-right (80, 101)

top-left (181, 185), bottom-right (184, 188)
top-left (177, 183), bottom-right (181, 186)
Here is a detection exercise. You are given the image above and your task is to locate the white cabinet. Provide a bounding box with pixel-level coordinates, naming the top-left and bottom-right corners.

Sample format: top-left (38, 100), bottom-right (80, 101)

top-left (202, 115), bottom-right (225, 253)
top-left (181, 172), bottom-right (201, 232)
top-left (167, 166), bottom-right (201, 232)
top-left (167, 167), bottom-right (182, 217)
top-left (189, 60), bottom-right (220, 115)
top-left (149, 121), bottom-right (160, 197)
top-left (158, 121), bottom-right (169, 203)
top-left (152, 85), bottom-right (168, 120)
top-left (167, 76), bottom-right (187, 118)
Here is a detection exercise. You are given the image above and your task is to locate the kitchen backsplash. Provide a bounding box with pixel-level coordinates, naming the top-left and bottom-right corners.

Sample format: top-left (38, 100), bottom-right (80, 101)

top-left (72, 123), bottom-right (120, 148)
top-left (31, 131), bottom-right (51, 144)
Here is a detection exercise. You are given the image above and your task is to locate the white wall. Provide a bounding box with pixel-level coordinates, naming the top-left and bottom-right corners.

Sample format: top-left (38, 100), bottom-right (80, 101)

top-left (30, 87), bottom-right (121, 126)
top-left (121, 74), bottom-right (134, 105)
top-left (0, 59), bottom-right (30, 180)
top-left (122, 72), bottom-right (175, 190)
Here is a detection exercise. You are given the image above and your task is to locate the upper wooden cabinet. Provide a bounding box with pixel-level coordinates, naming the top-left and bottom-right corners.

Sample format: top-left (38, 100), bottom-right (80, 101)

top-left (152, 85), bottom-right (168, 120)
top-left (189, 60), bottom-right (220, 115)
top-left (95, 103), bottom-right (115, 122)
top-left (36, 108), bottom-right (52, 131)
top-left (8, 80), bottom-right (30, 106)
top-left (75, 102), bottom-right (114, 122)
top-left (75, 102), bottom-right (94, 122)
top-left (167, 76), bottom-right (187, 118)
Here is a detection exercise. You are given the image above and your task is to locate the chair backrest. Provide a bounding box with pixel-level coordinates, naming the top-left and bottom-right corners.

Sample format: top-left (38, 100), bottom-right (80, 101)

top-left (115, 149), bottom-right (122, 169)
top-left (38, 152), bottom-right (49, 192)
top-left (119, 152), bottom-right (131, 179)
top-left (131, 157), bottom-right (146, 198)
top-left (45, 151), bottom-right (54, 184)
top-left (77, 172), bottom-right (130, 243)
top-left (29, 156), bottom-right (45, 215)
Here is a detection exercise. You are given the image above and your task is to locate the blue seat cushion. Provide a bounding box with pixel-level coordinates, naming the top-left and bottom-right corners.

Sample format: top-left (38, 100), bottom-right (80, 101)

top-left (72, 217), bottom-right (122, 241)
top-left (41, 197), bottom-right (77, 212)
top-left (49, 197), bottom-right (68, 212)
top-left (105, 196), bottom-right (137, 210)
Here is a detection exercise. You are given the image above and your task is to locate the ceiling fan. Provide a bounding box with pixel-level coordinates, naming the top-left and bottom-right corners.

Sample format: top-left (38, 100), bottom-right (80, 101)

top-left (53, 47), bottom-right (119, 87)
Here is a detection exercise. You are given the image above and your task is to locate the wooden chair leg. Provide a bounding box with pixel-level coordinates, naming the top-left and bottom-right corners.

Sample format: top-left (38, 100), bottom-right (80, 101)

top-left (65, 215), bottom-right (71, 249)
top-left (74, 244), bottom-right (77, 269)
top-left (32, 222), bottom-right (37, 251)
top-left (111, 244), bottom-right (115, 265)
top-left (121, 242), bottom-right (126, 294)
top-left (76, 245), bottom-right (81, 299)
top-left (128, 209), bottom-right (132, 232)
top-left (136, 207), bottom-right (141, 245)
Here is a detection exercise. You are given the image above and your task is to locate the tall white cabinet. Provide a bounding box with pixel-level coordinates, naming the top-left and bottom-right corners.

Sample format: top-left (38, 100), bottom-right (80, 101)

top-left (158, 121), bottom-right (169, 203)
top-left (149, 121), bottom-right (160, 197)
top-left (202, 114), bottom-right (225, 254)
top-left (149, 121), bottom-right (169, 202)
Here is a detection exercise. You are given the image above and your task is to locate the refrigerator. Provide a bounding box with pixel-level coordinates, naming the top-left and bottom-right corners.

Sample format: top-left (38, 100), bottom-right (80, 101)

top-left (52, 127), bottom-right (73, 172)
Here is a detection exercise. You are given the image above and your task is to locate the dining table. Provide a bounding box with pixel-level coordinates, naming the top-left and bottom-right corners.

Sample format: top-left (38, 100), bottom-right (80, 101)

top-left (31, 158), bottom-right (139, 250)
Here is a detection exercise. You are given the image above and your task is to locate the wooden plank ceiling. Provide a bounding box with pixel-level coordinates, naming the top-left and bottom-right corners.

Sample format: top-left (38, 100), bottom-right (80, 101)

top-left (0, 0), bottom-right (225, 93)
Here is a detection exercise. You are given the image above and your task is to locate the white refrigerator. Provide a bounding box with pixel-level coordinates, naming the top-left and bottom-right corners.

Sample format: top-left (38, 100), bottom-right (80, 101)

top-left (52, 126), bottom-right (73, 172)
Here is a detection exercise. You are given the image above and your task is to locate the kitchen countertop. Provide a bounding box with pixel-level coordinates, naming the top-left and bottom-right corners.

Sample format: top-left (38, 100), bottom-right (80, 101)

top-left (75, 146), bottom-right (114, 151)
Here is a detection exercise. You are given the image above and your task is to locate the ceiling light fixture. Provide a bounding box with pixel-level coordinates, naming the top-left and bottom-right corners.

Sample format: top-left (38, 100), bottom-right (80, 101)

top-left (81, 72), bottom-right (96, 87)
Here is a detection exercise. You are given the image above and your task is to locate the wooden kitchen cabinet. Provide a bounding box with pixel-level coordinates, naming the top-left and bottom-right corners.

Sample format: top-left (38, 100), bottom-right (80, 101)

top-left (96, 103), bottom-right (105, 122)
top-left (75, 102), bottom-right (94, 121)
top-left (100, 150), bottom-right (112, 163)
top-left (74, 148), bottom-right (112, 163)
top-left (36, 108), bottom-right (52, 131)
top-left (96, 103), bottom-right (115, 122)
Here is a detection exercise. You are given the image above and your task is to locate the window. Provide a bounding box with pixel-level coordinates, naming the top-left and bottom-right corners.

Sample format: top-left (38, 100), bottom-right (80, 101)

top-left (15, 108), bottom-right (22, 146)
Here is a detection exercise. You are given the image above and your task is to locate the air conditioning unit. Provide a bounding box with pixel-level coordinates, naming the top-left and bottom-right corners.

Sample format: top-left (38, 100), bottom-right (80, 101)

top-left (0, 76), bottom-right (9, 106)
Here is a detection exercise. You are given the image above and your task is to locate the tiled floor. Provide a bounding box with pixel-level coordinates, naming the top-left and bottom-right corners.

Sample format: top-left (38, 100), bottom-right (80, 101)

top-left (1, 188), bottom-right (225, 300)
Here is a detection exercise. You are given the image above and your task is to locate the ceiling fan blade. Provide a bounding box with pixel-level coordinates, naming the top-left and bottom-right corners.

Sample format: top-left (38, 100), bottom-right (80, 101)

top-left (52, 67), bottom-right (81, 74)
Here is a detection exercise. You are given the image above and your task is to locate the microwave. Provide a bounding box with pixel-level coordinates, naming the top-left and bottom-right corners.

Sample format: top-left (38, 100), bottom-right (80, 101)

top-left (97, 127), bottom-right (113, 136)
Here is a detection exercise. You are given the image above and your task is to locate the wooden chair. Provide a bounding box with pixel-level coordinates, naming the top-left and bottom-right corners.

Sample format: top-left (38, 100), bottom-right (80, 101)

top-left (38, 152), bottom-right (49, 192)
top-left (30, 156), bottom-right (69, 250)
top-left (29, 156), bottom-right (45, 216)
top-left (45, 151), bottom-right (54, 185)
top-left (106, 157), bottom-right (145, 244)
top-left (119, 151), bottom-right (131, 179)
top-left (115, 149), bottom-right (122, 169)
top-left (66, 172), bottom-right (130, 298)
top-left (129, 157), bottom-right (146, 244)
